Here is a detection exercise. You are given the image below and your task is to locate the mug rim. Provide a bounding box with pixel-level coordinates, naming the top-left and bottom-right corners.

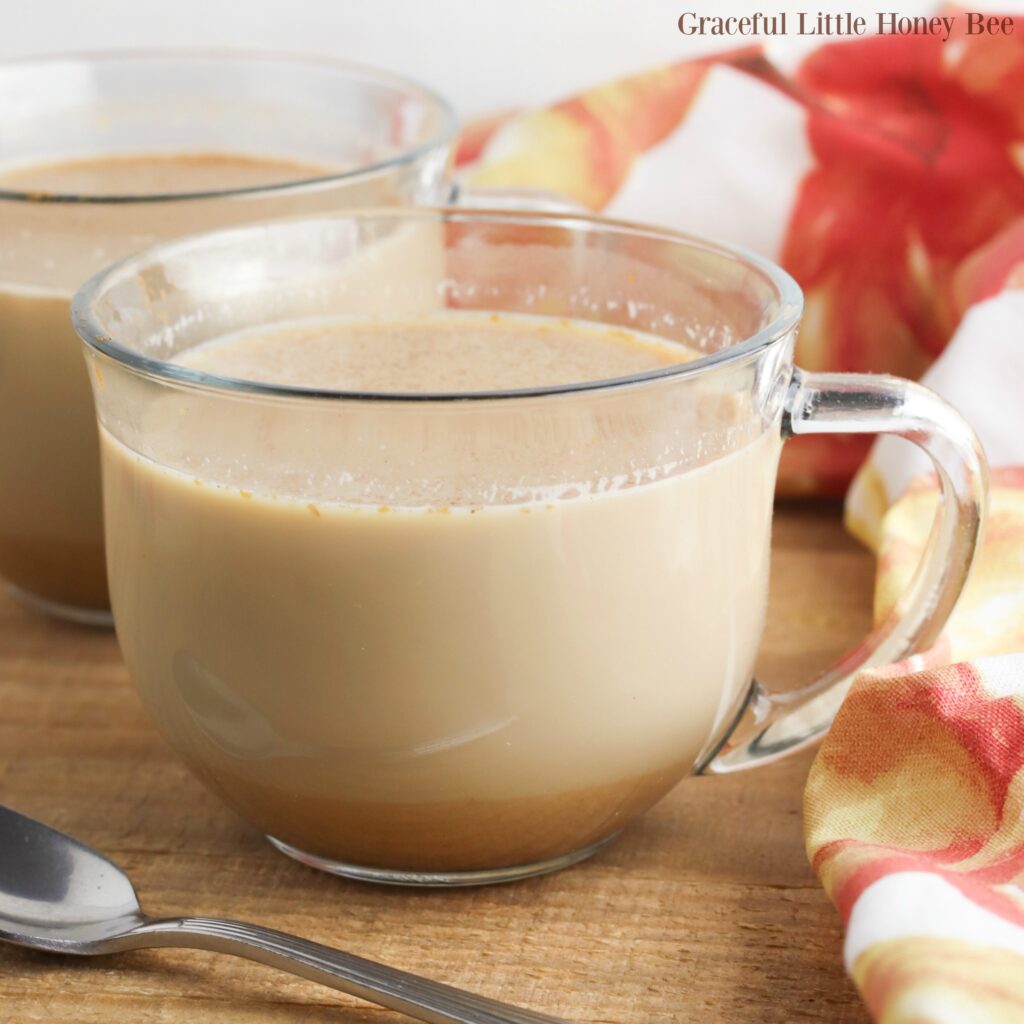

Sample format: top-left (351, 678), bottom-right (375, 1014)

top-left (0, 48), bottom-right (460, 204)
top-left (72, 206), bottom-right (805, 403)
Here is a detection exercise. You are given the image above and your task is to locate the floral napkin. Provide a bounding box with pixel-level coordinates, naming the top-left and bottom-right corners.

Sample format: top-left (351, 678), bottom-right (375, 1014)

top-left (459, 12), bottom-right (1024, 1022)
top-left (805, 503), bottom-right (1024, 1022)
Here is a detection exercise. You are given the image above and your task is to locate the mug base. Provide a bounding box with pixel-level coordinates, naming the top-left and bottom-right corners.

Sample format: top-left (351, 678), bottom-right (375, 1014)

top-left (8, 584), bottom-right (113, 629)
top-left (266, 830), bottom-right (620, 887)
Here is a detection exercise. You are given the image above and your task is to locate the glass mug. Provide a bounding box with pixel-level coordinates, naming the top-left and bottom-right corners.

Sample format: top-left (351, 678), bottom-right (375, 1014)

top-left (73, 209), bottom-right (986, 886)
top-left (0, 51), bottom-right (458, 624)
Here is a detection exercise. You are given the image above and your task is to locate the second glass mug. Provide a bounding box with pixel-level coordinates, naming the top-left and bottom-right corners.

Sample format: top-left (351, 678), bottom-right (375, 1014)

top-left (73, 209), bottom-right (986, 885)
top-left (0, 50), bottom-right (463, 623)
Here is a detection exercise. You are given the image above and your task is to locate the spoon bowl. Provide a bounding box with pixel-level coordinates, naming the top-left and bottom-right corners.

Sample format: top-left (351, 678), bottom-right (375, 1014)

top-left (0, 805), bottom-right (144, 949)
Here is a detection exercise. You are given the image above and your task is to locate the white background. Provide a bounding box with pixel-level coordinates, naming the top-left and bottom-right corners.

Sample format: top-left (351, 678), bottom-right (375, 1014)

top-left (4, 0), bottom-right (1017, 117)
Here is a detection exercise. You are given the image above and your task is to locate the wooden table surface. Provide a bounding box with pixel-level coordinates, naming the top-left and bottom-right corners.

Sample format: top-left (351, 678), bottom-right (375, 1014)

top-left (0, 501), bottom-right (874, 1023)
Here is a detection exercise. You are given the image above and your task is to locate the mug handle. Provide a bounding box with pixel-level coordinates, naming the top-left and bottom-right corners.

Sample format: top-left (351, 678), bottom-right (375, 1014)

top-left (702, 369), bottom-right (988, 773)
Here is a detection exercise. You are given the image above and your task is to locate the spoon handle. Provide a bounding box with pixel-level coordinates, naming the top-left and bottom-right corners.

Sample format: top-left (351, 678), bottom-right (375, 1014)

top-left (134, 916), bottom-right (572, 1024)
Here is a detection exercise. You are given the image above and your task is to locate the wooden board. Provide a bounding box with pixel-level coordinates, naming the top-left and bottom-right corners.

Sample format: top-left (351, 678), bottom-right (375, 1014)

top-left (0, 501), bottom-right (873, 1023)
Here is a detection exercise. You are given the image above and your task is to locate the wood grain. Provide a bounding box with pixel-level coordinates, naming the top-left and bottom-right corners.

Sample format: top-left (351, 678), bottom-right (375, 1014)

top-left (0, 501), bottom-right (873, 1023)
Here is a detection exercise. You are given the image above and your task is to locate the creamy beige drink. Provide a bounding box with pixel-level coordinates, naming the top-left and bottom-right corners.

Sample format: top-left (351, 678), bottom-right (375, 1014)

top-left (101, 312), bottom-right (780, 871)
top-left (0, 153), bottom-right (338, 613)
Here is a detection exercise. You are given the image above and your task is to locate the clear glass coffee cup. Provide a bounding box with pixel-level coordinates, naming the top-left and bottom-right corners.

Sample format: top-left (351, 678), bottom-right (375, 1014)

top-left (73, 208), bottom-right (986, 886)
top-left (0, 51), bottom-right (458, 624)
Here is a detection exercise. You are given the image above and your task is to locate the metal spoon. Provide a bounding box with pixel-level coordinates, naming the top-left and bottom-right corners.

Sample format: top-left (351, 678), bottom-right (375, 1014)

top-left (0, 804), bottom-right (570, 1024)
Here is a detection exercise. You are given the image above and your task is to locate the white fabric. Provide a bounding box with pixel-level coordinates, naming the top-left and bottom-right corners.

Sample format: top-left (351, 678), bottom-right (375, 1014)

top-left (605, 63), bottom-right (813, 255)
top-left (846, 868), bottom-right (1024, 970)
